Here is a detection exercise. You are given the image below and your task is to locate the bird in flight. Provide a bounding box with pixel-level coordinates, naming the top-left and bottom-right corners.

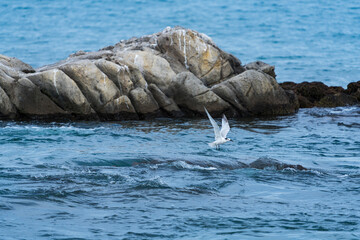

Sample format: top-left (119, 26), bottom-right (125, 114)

top-left (204, 107), bottom-right (232, 149)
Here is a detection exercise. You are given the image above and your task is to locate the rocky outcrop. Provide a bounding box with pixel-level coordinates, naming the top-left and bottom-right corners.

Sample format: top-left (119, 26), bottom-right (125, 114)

top-left (0, 54), bottom-right (35, 78)
top-left (117, 50), bottom-right (176, 95)
top-left (6, 78), bottom-right (66, 117)
top-left (245, 61), bottom-right (276, 78)
top-left (212, 70), bottom-right (297, 116)
top-left (0, 85), bottom-right (16, 118)
top-left (0, 27), bottom-right (302, 120)
top-left (172, 72), bottom-right (233, 115)
top-left (148, 83), bottom-right (182, 116)
top-left (26, 69), bottom-right (93, 115)
top-left (280, 81), bottom-right (359, 108)
top-left (157, 27), bottom-right (244, 86)
top-left (128, 88), bottom-right (159, 117)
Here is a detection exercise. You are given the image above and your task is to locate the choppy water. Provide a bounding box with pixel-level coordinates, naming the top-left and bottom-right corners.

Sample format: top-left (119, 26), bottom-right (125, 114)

top-left (0, 0), bottom-right (359, 87)
top-left (1, 0), bottom-right (360, 239)
top-left (1, 107), bottom-right (360, 239)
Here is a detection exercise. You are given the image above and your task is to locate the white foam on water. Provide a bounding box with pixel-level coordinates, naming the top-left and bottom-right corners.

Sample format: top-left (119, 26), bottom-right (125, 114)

top-left (329, 106), bottom-right (358, 114)
top-left (173, 161), bottom-right (217, 171)
top-left (3, 124), bottom-right (106, 134)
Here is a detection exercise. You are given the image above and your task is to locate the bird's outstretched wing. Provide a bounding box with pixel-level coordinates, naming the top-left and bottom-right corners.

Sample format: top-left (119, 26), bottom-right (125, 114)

top-left (204, 107), bottom-right (220, 140)
top-left (220, 114), bottom-right (230, 138)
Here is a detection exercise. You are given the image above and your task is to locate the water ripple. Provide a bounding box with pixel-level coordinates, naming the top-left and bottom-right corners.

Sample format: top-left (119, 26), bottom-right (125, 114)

top-left (0, 106), bottom-right (359, 239)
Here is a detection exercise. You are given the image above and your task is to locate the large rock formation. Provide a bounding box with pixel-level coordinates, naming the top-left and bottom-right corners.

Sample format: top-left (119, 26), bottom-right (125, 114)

top-left (0, 27), bottom-right (303, 120)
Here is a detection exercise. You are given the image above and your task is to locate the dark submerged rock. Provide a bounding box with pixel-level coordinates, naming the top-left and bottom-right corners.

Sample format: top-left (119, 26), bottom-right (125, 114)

top-left (249, 157), bottom-right (308, 171)
top-left (132, 157), bottom-right (307, 171)
top-left (280, 81), bottom-right (359, 108)
top-left (345, 81), bottom-right (360, 101)
top-left (317, 93), bottom-right (358, 107)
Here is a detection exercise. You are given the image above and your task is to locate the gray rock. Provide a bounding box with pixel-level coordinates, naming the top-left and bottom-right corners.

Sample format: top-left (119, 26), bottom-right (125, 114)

top-left (129, 87), bottom-right (160, 116)
top-left (211, 84), bottom-right (249, 116)
top-left (157, 27), bottom-right (243, 86)
top-left (37, 50), bottom-right (114, 72)
top-left (127, 64), bottom-right (148, 89)
top-left (103, 95), bottom-right (138, 119)
top-left (0, 85), bottom-right (17, 117)
top-left (212, 70), bottom-right (298, 116)
top-left (0, 54), bottom-right (35, 78)
top-left (59, 60), bottom-right (121, 115)
top-left (245, 61), bottom-right (276, 78)
top-left (117, 50), bottom-right (176, 95)
top-left (94, 59), bottom-right (134, 95)
top-left (68, 50), bottom-right (114, 60)
top-left (0, 69), bottom-right (16, 92)
top-left (7, 78), bottom-right (66, 116)
top-left (0, 27), bottom-right (306, 120)
top-left (148, 83), bottom-right (182, 116)
top-left (172, 72), bottom-right (232, 115)
top-left (27, 69), bottom-right (93, 115)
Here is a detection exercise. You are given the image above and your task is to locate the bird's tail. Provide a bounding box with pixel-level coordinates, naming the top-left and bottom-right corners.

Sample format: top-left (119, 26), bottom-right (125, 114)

top-left (208, 142), bottom-right (217, 148)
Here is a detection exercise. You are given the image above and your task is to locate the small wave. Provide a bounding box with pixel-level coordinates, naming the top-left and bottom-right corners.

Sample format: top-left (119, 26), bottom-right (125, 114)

top-left (29, 170), bottom-right (128, 185)
top-left (0, 203), bottom-right (13, 210)
top-left (133, 176), bottom-right (170, 190)
top-left (329, 106), bottom-right (359, 114)
top-left (172, 161), bottom-right (217, 171)
top-left (125, 232), bottom-right (176, 239)
top-left (5, 137), bottom-right (61, 143)
top-left (10, 187), bottom-right (88, 201)
top-left (142, 158), bottom-right (248, 170)
top-left (337, 122), bottom-right (360, 128)
top-left (74, 158), bottom-right (142, 167)
top-left (130, 156), bottom-right (311, 173)
top-left (2, 122), bottom-right (106, 133)
top-left (305, 106), bottom-right (360, 117)
top-left (281, 167), bottom-right (324, 176)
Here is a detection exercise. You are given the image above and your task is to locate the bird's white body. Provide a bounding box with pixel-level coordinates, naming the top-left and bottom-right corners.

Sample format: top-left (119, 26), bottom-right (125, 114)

top-left (208, 138), bottom-right (229, 148)
top-left (204, 108), bottom-right (231, 149)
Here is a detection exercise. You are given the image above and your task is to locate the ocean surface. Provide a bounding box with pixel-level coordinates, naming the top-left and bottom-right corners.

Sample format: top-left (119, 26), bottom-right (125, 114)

top-left (0, 0), bottom-right (360, 240)
top-left (0, 0), bottom-right (359, 87)
top-left (0, 108), bottom-right (360, 240)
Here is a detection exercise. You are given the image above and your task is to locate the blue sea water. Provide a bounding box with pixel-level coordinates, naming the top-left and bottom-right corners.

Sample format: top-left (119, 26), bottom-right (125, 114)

top-left (0, 108), bottom-right (360, 240)
top-left (0, 1), bottom-right (360, 240)
top-left (0, 0), bottom-right (359, 87)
